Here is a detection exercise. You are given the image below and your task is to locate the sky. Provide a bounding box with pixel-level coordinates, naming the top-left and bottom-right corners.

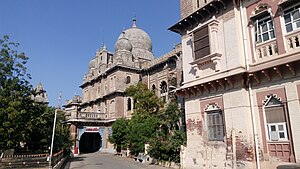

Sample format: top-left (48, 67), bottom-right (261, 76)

top-left (0, 0), bottom-right (181, 106)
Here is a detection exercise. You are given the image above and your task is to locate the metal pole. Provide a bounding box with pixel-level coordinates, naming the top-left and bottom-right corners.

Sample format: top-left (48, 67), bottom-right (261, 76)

top-left (49, 109), bottom-right (58, 169)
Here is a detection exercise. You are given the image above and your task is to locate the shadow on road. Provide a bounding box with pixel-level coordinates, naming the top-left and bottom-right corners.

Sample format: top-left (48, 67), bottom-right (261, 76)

top-left (71, 156), bottom-right (86, 162)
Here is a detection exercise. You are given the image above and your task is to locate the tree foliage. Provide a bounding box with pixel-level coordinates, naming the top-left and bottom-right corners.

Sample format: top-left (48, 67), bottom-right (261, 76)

top-left (109, 82), bottom-right (186, 163)
top-left (0, 36), bottom-right (71, 154)
top-left (26, 105), bottom-right (72, 153)
top-left (0, 35), bottom-right (34, 150)
top-left (108, 118), bottom-right (129, 152)
top-left (148, 102), bottom-right (186, 163)
top-left (125, 82), bottom-right (162, 155)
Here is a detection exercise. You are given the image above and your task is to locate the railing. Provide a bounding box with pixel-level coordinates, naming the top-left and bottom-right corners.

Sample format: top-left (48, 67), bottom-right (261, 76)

top-left (78, 112), bottom-right (108, 120)
top-left (255, 39), bottom-right (278, 61)
top-left (285, 29), bottom-right (300, 52)
top-left (50, 149), bottom-right (64, 168)
top-left (0, 153), bottom-right (49, 168)
top-left (0, 149), bottom-right (66, 169)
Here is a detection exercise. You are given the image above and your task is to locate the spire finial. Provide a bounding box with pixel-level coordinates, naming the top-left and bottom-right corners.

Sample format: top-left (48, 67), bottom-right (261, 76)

top-left (132, 17), bottom-right (137, 28)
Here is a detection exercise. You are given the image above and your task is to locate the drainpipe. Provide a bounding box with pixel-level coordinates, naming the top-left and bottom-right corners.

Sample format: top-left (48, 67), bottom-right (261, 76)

top-left (239, 1), bottom-right (261, 169)
top-left (248, 77), bottom-right (260, 169)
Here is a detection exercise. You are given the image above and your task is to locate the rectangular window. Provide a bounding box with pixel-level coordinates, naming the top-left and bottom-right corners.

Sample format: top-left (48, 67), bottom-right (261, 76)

top-left (255, 17), bottom-right (275, 43)
top-left (284, 4), bottom-right (300, 33)
top-left (267, 123), bottom-right (288, 141)
top-left (207, 110), bottom-right (224, 141)
top-left (194, 25), bottom-right (210, 60)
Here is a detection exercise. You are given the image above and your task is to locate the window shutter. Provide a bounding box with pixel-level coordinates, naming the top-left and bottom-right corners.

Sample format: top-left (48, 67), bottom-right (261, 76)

top-left (265, 106), bottom-right (285, 123)
top-left (206, 110), bottom-right (224, 141)
top-left (194, 25), bottom-right (210, 60)
top-left (255, 20), bottom-right (259, 43)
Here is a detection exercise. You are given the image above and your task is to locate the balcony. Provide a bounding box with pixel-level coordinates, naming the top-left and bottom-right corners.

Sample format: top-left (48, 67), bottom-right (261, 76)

top-left (255, 39), bottom-right (278, 62)
top-left (285, 29), bottom-right (300, 52)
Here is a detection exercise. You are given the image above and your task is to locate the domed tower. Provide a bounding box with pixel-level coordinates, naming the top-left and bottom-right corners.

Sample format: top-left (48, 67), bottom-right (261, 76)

top-left (114, 31), bottom-right (134, 64)
top-left (116, 18), bottom-right (154, 62)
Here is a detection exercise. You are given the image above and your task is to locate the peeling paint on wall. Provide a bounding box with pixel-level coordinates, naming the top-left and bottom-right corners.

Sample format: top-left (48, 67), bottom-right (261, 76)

top-left (186, 118), bottom-right (202, 135)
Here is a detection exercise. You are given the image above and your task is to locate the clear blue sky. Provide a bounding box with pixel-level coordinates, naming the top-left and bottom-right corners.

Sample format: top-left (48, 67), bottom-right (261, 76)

top-left (0, 0), bottom-right (181, 106)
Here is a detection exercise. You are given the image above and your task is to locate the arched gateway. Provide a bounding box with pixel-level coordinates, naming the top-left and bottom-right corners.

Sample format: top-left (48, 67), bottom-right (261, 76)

top-left (78, 127), bottom-right (103, 154)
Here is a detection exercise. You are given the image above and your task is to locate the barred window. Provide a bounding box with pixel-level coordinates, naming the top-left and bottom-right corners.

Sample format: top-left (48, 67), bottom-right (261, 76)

top-left (206, 110), bottom-right (224, 141)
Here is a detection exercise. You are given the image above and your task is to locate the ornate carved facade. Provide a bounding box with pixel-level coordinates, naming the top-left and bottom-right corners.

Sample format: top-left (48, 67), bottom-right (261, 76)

top-left (170, 0), bottom-right (300, 168)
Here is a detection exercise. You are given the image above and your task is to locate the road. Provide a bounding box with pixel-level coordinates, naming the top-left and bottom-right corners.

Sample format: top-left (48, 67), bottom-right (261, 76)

top-left (64, 151), bottom-right (171, 169)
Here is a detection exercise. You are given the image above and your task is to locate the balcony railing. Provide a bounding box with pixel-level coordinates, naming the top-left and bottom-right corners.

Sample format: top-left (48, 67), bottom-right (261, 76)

top-left (78, 112), bottom-right (108, 120)
top-left (255, 39), bottom-right (278, 61)
top-left (285, 29), bottom-right (300, 52)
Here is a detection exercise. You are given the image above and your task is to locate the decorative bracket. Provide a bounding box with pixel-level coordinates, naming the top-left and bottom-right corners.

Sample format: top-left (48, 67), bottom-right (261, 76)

top-left (286, 64), bottom-right (296, 76)
top-left (261, 70), bottom-right (271, 81)
top-left (273, 67), bottom-right (283, 79)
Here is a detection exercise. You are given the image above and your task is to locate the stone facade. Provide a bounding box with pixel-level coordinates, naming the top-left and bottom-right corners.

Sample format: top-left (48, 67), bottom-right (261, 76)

top-left (31, 82), bottom-right (49, 104)
top-left (64, 19), bottom-right (184, 155)
top-left (170, 0), bottom-right (300, 168)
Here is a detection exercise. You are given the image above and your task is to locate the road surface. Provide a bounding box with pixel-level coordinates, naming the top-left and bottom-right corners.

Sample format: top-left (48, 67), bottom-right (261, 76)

top-left (64, 151), bottom-right (172, 169)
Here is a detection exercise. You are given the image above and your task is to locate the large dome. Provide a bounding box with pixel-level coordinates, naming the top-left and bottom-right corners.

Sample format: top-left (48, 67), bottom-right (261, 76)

top-left (115, 19), bottom-right (154, 60)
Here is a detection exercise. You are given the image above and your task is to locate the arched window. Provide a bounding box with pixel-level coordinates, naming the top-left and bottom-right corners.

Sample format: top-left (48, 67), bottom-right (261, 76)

top-left (152, 84), bottom-right (156, 91)
top-left (126, 76), bottom-right (131, 84)
top-left (160, 81), bottom-right (168, 96)
top-left (205, 104), bottom-right (224, 141)
top-left (110, 100), bottom-right (115, 113)
top-left (263, 95), bottom-right (288, 141)
top-left (127, 98), bottom-right (132, 111)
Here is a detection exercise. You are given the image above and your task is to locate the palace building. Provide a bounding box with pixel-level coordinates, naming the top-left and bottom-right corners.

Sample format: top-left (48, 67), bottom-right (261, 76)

top-left (64, 19), bottom-right (184, 155)
top-left (170, 0), bottom-right (300, 168)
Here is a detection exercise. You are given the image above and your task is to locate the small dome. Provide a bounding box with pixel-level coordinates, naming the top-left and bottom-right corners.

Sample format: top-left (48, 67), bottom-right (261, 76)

top-left (89, 59), bottom-right (96, 69)
top-left (115, 32), bottom-right (133, 52)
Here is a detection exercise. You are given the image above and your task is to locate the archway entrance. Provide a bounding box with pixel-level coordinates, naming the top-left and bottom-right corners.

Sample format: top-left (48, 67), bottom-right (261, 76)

top-left (79, 132), bottom-right (102, 154)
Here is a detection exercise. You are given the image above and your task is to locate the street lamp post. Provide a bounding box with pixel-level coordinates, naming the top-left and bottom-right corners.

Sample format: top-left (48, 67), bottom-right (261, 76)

top-left (49, 108), bottom-right (58, 169)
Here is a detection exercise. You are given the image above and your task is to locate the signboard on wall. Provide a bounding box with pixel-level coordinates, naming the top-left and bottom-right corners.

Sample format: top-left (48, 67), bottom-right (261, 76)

top-left (85, 127), bottom-right (99, 133)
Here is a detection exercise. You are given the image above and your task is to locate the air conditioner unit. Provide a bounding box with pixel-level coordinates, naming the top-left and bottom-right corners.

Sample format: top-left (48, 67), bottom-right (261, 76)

top-left (270, 131), bottom-right (279, 141)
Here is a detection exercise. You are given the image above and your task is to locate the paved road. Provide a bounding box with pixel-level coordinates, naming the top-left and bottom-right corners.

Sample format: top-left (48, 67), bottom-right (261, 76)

top-left (64, 151), bottom-right (170, 169)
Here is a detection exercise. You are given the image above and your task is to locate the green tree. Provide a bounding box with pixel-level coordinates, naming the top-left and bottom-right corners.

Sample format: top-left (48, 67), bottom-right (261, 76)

top-left (147, 99), bottom-right (186, 163)
top-left (0, 36), bottom-right (72, 154)
top-left (26, 105), bottom-right (72, 153)
top-left (26, 104), bottom-right (53, 152)
top-left (108, 118), bottom-right (129, 152)
top-left (125, 82), bottom-right (163, 155)
top-left (127, 114), bottom-right (160, 155)
top-left (148, 102), bottom-right (186, 163)
top-left (0, 35), bottom-right (34, 151)
top-left (53, 109), bottom-right (73, 153)
top-left (108, 81), bottom-right (185, 162)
